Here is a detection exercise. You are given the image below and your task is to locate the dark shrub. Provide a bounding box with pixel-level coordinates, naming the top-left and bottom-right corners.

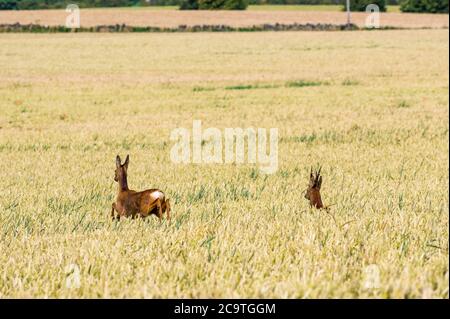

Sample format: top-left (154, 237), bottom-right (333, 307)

top-left (347, 0), bottom-right (387, 12)
top-left (222, 0), bottom-right (247, 9)
top-left (180, 0), bottom-right (199, 8)
top-left (0, 0), bottom-right (18, 10)
top-left (400, 0), bottom-right (449, 13)
top-left (180, 0), bottom-right (247, 9)
top-left (1, 0), bottom-right (142, 10)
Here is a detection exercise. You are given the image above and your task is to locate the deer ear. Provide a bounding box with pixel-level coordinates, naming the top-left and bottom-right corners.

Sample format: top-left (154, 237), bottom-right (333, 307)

top-left (116, 155), bottom-right (121, 168)
top-left (309, 170), bottom-right (315, 187)
top-left (124, 155), bottom-right (130, 169)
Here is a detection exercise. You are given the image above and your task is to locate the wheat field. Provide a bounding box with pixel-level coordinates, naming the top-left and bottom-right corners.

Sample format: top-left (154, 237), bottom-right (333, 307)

top-left (0, 29), bottom-right (448, 298)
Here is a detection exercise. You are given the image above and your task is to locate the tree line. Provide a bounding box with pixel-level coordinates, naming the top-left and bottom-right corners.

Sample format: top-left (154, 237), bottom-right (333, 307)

top-left (0, 0), bottom-right (447, 13)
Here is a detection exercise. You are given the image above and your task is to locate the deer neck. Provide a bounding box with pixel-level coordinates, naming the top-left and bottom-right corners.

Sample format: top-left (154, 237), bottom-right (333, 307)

top-left (118, 174), bottom-right (129, 192)
top-left (310, 189), bottom-right (323, 209)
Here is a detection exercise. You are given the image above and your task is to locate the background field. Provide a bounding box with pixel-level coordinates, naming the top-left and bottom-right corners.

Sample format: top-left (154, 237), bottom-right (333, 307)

top-left (0, 6), bottom-right (448, 28)
top-left (0, 29), bottom-right (449, 298)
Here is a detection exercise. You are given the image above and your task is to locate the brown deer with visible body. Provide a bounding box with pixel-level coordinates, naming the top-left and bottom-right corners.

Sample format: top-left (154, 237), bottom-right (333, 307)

top-left (111, 155), bottom-right (171, 221)
top-left (305, 167), bottom-right (324, 209)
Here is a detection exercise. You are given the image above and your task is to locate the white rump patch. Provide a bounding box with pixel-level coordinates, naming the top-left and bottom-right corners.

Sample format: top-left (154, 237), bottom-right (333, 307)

top-left (151, 191), bottom-right (164, 200)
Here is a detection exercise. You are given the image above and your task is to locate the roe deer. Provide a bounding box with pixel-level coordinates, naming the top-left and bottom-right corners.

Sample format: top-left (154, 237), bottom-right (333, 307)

top-left (111, 155), bottom-right (171, 221)
top-left (304, 167), bottom-right (324, 209)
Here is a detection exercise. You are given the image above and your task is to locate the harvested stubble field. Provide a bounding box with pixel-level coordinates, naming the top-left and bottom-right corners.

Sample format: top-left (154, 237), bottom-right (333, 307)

top-left (0, 8), bottom-right (448, 29)
top-left (0, 29), bottom-right (449, 298)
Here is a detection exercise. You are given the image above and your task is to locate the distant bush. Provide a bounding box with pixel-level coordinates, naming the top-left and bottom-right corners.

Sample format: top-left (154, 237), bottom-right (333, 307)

top-left (179, 0), bottom-right (198, 8)
top-left (246, 0), bottom-right (398, 4)
top-left (144, 0), bottom-right (180, 4)
top-left (219, 0), bottom-right (247, 9)
top-left (400, 0), bottom-right (449, 13)
top-left (247, 0), bottom-right (339, 3)
top-left (0, 0), bottom-right (141, 10)
top-left (0, 0), bottom-right (17, 10)
top-left (0, 0), bottom-right (403, 10)
top-left (347, 0), bottom-right (387, 11)
top-left (180, 0), bottom-right (248, 9)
